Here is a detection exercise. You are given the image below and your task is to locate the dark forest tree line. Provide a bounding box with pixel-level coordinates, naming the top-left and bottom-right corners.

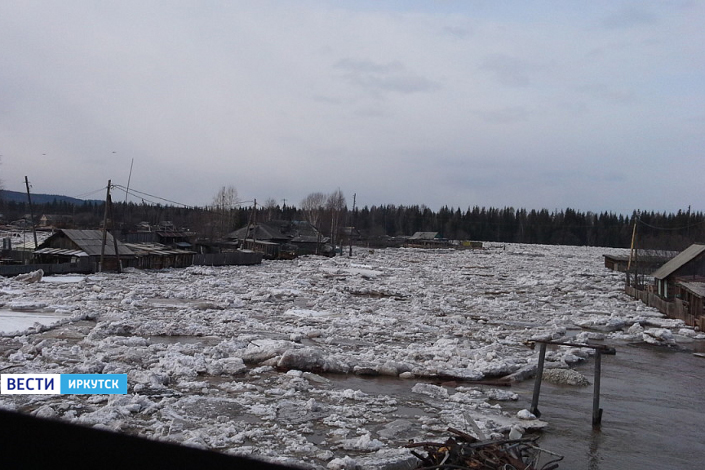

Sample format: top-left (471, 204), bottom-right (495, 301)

top-left (1, 194), bottom-right (703, 251)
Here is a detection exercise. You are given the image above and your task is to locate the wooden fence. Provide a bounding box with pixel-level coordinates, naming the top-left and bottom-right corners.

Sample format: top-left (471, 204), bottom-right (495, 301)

top-left (0, 259), bottom-right (94, 277)
top-left (1, 251), bottom-right (263, 277)
top-left (192, 251), bottom-right (263, 266)
top-left (625, 285), bottom-right (704, 329)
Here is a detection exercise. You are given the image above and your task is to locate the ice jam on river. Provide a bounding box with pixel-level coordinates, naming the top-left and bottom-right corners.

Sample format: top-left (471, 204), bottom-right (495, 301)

top-left (1, 243), bottom-right (702, 469)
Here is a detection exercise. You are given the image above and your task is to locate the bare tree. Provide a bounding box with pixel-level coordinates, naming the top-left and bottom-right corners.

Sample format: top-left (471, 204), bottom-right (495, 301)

top-left (326, 189), bottom-right (346, 249)
top-left (263, 197), bottom-right (278, 221)
top-left (211, 185), bottom-right (240, 238)
top-left (300, 192), bottom-right (326, 228)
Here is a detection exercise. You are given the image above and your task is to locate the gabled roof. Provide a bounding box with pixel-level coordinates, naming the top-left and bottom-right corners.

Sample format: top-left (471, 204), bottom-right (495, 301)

top-left (124, 242), bottom-right (194, 256)
top-left (651, 244), bottom-right (705, 280)
top-left (41, 229), bottom-right (135, 257)
top-left (603, 250), bottom-right (679, 262)
top-left (230, 220), bottom-right (325, 243)
top-left (409, 232), bottom-right (440, 240)
top-left (34, 248), bottom-right (89, 257)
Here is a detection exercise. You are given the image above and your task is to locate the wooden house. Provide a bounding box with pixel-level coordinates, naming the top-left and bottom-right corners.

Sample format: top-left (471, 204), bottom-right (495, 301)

top-left (626, 244), bottom-right (705, 329)
top-left (35, 229), bottom-right (135, 271)
top-left (123, 243), bottom-right (195, 270)
top-left (603, 250), bottom-right (678, 273)
top-left (405, 232), bottom-right (449, 248)
top-left (651, 244), bottom-right (705, 300)
top-left (229, 220), bottom-right (332, 259)
top-left (674, 281), bottom-right (705, 327)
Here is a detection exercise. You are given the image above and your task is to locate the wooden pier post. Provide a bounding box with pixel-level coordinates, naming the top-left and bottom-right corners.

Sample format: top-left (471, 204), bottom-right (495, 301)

top-left (530, 342), bottom-right (547, 418)
top-left (529, 340), bottom-right (614, 426)
top-left (592, 349), bottom-right (603, 427)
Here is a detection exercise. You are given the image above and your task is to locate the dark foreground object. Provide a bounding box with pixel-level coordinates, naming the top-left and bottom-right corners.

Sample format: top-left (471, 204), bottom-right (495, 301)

top-left (0, 408), bottom-right (301, 470)
top-left (407, 427), bottom-right (563, 470)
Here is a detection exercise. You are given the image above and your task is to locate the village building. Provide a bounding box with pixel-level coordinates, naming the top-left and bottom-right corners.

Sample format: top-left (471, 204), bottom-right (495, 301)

top-left (35, 229), bottom-right (135, 271)
top-left (652, 244), bottom-right (705, 301)
top-left (39, 214), bottom-right (74, 228)
top-left (626, 243), bottom-right (705, 329)
top-left (122, 221), bottom-right (193, 249)
top-left (603, 249), bottom-right (678, 273)
top-left (229, 220), bottom-right (332, 259)
top-left (404, 232), bottom-right (450, 248)
top-left (123, 243), bottom-right (195, 270)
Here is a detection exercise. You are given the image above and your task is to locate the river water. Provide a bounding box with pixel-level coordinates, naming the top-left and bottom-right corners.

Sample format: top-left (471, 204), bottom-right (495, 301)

top-left (506, 340), bottom-right (705, 470)
top-left (324, 338), bottom-right (705, 469)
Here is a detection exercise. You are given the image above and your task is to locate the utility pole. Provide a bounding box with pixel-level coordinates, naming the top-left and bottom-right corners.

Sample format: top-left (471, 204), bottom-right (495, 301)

top-left (349, 193), bottom-right (356, 257)
top-left (627, 214), bottom-right (638, 288)
top-left (252, 199), bottom-right (257, 245)
top-left (687, 205), bottom-right (691, 241)
top-left (24, 176), bottom-right (38, 249)
top-left (109, 191), bottom-right (121, 274)
top-left (100, 180), bottom-right (111, 272)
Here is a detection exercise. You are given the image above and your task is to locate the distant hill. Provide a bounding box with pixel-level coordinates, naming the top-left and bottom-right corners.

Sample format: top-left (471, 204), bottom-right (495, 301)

top-left (0, 190), bottom-right (100, 205)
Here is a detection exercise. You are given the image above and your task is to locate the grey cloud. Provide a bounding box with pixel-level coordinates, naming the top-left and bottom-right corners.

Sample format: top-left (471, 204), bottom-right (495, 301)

top-left (475, 106), bottom-right (530, 124)
top-left (334, 58), bottom-right (441, 95)
top-left (601, 6), bottom-right (657, 29)
top-left (442, 25), bottom-right (473, 39)
top-left (480, 54), bottom-right (532, 87)
top-left (577, 84), bottom-right (636, 105)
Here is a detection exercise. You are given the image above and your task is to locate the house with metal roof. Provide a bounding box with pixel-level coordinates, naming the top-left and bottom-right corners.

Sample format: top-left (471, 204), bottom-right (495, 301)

top-left (651, 244), bottom-right (705, 300)
top-left (35, 229), bottom-right (135, 271)
top-left (404, 232), bottom-right (450, 248)
top-left (124, 242), bottom-right (195, 270)
top-left (624, 243), bottom-right (705, 329)
top-left (603, 249), bottom-right (678, 273)
top-left (229, 220), bottom-right (332, 259)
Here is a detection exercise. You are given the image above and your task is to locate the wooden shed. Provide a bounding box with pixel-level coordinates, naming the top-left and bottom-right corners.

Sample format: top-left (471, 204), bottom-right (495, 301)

top-left (603, 250), bottom-right (678, 273)
top-left (123, 243), bottom-right (195, 270)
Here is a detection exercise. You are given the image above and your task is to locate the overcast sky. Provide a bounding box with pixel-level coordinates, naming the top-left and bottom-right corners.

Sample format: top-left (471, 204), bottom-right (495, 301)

top-left (1, 1), bottom-right (703, 214)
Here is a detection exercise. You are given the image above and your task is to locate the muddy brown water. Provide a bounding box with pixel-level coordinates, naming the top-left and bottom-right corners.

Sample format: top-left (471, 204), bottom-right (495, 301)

top-left (507, 340), bottom-right (705, 470)
top-left (27, 325), bottom-right (705, 469)
top-left (326, 340), bottom-right (705, 469)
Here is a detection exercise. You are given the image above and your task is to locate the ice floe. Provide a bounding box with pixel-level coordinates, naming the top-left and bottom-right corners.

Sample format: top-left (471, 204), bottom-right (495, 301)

top-left (1, 243), bottom-right (703, 468)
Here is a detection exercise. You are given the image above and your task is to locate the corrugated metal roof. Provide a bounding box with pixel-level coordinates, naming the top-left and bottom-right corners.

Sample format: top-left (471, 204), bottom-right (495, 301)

top-left (678, 281), bottom-right (705, 298)
top-left (603, 250), bottom-right (679, 262)
top-left (409, 232), bottom-right (440, 240)
top-left (124, 243), bottom-right (195, 256)
top-left (57, 229), bottom-right (135, 257)
top-left (651, 244), bottom-right (705, 279)
top-left (34, 247), bottom-right (88, 257)
top-left (230, 220), bottom-right (323, 242)
top-left (156, 231), bottom-right (190, 238)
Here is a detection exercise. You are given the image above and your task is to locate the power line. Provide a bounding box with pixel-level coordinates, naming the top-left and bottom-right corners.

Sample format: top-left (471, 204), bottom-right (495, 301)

top-left (73, 187), bottom-right (109, 199)
top-left (111, 184), bottom-right (192, 208)
top-left (637, 217), bottom-right (705, 231)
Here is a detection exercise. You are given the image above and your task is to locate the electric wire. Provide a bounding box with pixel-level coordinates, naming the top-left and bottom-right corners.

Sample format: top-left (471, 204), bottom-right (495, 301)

top-left (637, 217), bottom-right (705, 231)
top-left (111, 184), bottom-right (192, 208)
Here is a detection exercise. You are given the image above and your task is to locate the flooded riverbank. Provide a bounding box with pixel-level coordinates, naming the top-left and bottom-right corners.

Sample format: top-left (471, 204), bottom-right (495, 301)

top-left (3, 245), bottom-right (703, 468)
top-left (508, 340), bottom-right (705, 470)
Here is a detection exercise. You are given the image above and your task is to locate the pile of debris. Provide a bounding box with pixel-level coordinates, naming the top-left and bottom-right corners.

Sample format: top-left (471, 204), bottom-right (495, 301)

top-left (407, 428), bottom-right (562, 470)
